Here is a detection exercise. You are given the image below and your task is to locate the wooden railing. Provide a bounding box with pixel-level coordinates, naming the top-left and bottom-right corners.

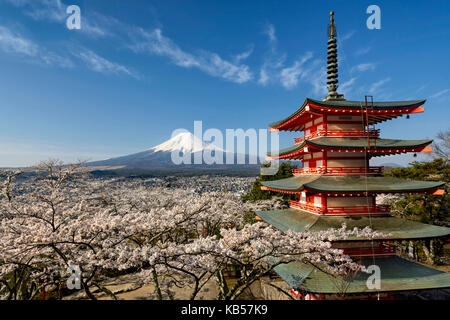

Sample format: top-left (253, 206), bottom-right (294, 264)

top-left (289, 201), bottom-right (390, 215)
top-left (294, 129), bottom-right (380, 144)
top-left (289, 201), bottom-right (323, 214)
top-left (340, 246), bottom-right (396, 257)
top-left (292, 166), bottom-right (383, 175)
top-left (326, 205), bottom-right (389, 215)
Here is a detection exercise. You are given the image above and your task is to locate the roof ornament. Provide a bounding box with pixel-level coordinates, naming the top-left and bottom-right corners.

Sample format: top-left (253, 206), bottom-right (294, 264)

top-left (323, 11), bottom-right (345, 101)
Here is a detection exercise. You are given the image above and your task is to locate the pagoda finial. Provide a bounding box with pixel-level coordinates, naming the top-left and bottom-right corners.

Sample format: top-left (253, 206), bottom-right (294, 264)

top-left (324, 11), bottom-right (345, 101)
top-left (328, 11), bottom-right (336, 38)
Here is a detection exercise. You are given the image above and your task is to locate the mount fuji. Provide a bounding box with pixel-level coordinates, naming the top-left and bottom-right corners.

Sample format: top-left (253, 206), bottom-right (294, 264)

top-left (87, 132), bottom-right (260, 176)
top-left (150, 132), bottom-right (225, 154)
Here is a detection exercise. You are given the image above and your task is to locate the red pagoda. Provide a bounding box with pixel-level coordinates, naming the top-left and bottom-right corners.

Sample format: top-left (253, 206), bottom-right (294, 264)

top-left (256, 11), bottom-right (450, 300)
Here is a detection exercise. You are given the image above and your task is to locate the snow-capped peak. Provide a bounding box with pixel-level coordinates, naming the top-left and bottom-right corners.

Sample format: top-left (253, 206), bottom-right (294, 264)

top-left (150, 132), bottom-right (225, 153)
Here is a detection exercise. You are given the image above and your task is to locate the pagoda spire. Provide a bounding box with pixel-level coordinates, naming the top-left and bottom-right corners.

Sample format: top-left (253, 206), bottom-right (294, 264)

top-left (323, 11), bottom-right (345, 101)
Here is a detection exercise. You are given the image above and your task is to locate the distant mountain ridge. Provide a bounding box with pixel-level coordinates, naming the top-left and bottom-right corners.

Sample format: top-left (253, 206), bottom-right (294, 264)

top-left (87, 132), bottom-right (260, 176)
top-left (379, 163), bottom-right (404, 168)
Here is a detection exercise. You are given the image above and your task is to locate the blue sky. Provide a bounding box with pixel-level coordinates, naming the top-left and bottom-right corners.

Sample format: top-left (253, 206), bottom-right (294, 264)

top-left (0, 0), bottom-right (449, 167)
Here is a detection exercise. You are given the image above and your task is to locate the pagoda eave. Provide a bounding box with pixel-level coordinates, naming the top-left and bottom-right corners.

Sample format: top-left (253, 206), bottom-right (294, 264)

top-left (266, 137), bottom-right (433, 160)
top-left (260, 175), bottom-right (445, 194)
top-left (267, 147), bottom-right (432, 161)
top-left (261, 186), bottom-right (444, 197)
top-left (269, 98), bottom-right (426, 131)
top-left (274, 256), bottom-right (450, 295)
top-left (256, 208), bottom-right (450, 240)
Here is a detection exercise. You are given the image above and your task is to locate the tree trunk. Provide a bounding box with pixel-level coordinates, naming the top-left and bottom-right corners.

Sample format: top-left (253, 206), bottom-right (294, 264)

top-left (150, 265), bottom-right (163, 300)
top-left (422, 240), bottom-right (436, 265)
top-left (408, 241), bottom-right (415, 259)
top-left (93, 282), bottom-right (117, 300)
top-left (215, 270), bottom-right (228, 300)
top-left (189, 278), bottom-right (200, 300)
top-left (82, 281), bottom-right (97, 300)
top-left (430, 240), bottom-right (436, 264)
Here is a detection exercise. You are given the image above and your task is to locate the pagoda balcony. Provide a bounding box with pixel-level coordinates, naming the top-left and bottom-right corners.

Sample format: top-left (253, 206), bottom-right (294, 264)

top-left (340, 245), bottom-right (396, 257)
top-left (292, 166), bottom-right (383, 175)
top-left (289, 200), bottom-right (390, 216)
top-left (288, 201), bottom-right (323, 214)
top-left (294, 129), bottom-right (380, 144)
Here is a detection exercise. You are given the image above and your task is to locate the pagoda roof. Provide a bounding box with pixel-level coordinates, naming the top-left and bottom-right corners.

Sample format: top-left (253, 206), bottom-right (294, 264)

top-left (308, 98), bottom-right (425, 109)
top-left (269, 98), bottom-right (426, 130)
top-left (267, 137), bottom-right (432, 159)
top-left (260, 175), bottom-right (444, 193)
top-left (274, 255), bottom-right (450, 294)
top-left (256, 208), bottom-right (450, 240)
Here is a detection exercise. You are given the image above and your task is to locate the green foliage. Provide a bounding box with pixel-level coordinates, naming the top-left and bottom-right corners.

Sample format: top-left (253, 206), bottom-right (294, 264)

top-left (242, 162), bottom-right (299, 202)
top-left (390, 194), bottom-right (448, 223)
top-left (384, 158), bottom-right (449, 182)
top-left (384, 158), bottom-right (449, 223)
top-left (242, 210), bottom-right (259, 225)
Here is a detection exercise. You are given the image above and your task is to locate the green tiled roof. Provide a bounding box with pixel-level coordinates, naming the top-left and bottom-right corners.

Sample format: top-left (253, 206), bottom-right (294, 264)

top-left (269, 98), bottom-right (426, 128)
top-left (308, 137), bottom-right (432, 149)
top-left (256, 208), bottom-right (450, 240)
top-left (267, 137), bottom-right (432, 157)
top-left (260, 175), bottom-right (445, 193)
top-left (308, 98), bottom-right (426, 109)
top-left (274, 255), bottom-right (450, 294)
top-left (261, 175), bottom-right (317, 192)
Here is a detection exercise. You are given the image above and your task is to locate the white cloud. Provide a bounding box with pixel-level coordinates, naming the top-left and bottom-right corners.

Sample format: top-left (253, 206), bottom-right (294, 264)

top-left (369, 77), bottom-right (391, 94)
top-left (131, 28), bottom-right (199, 68)
top-left (257, 54), bottom-right (285, 86)
top-left (0, 24), bottom-right (134, 76)
top-left (258, 68), bottom-right (269, 86)
top-left (341, 30), bottom-right (356, 41)
top-left (258, 23), bottom-right (285, 87)
top-left (6, 0), bottom-right (112, 38)
top-left (6, 0), bottom-right (66, 22)
top-left (26, 0), bottom-right (66, 22)
top-left (309, 66), bottom-right (328, 96)
top-left (351, 62), bottom-right (376, 72)
top-left (234, 45), bottom-right (254, 63)
top-left (279, 52), bottom-right (313, 89)
top-left (202, 53), bottom-right (252, 83)
top-left (338, 77), bottom-right (358, 95)
top-left (0, 25), bottom-right (73, 68)
top-left (130, 28), bottom-right (252, 83)
top-left (5, 0), bottom-right (252, 83)
top-left (72, 48), bottom-right (137, 78)
top-left (257, 22), bottom-right (331, 94)
top-left (40, 50), bottom-right (74, 68)
top-left (430, 88), bottom-right (449, 99)
top-left (80, 11), bottom-right (126, 38)
top-left (0, 25), bottom-right (38, 55)
top-left (416, 84), bottom-right (428, 93)
top-left (355, 47), bottom-right (371, 56)
top-left (263, 23), bottom-right (276, 44)
top-left (5, 1), bottom-right (341, 90)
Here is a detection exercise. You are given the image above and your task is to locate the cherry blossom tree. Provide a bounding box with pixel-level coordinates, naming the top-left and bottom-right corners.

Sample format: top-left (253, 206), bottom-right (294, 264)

top-left (133, 221), bottom-right (384, 300)
top-left (0, 160), bottom-right (249, 299)
top-left (0, 160), bottom-right (384, 300)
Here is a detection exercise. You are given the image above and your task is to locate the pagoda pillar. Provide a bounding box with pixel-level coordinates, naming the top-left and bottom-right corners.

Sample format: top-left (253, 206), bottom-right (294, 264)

top-left (321, 194), bottom-right (327, 214)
